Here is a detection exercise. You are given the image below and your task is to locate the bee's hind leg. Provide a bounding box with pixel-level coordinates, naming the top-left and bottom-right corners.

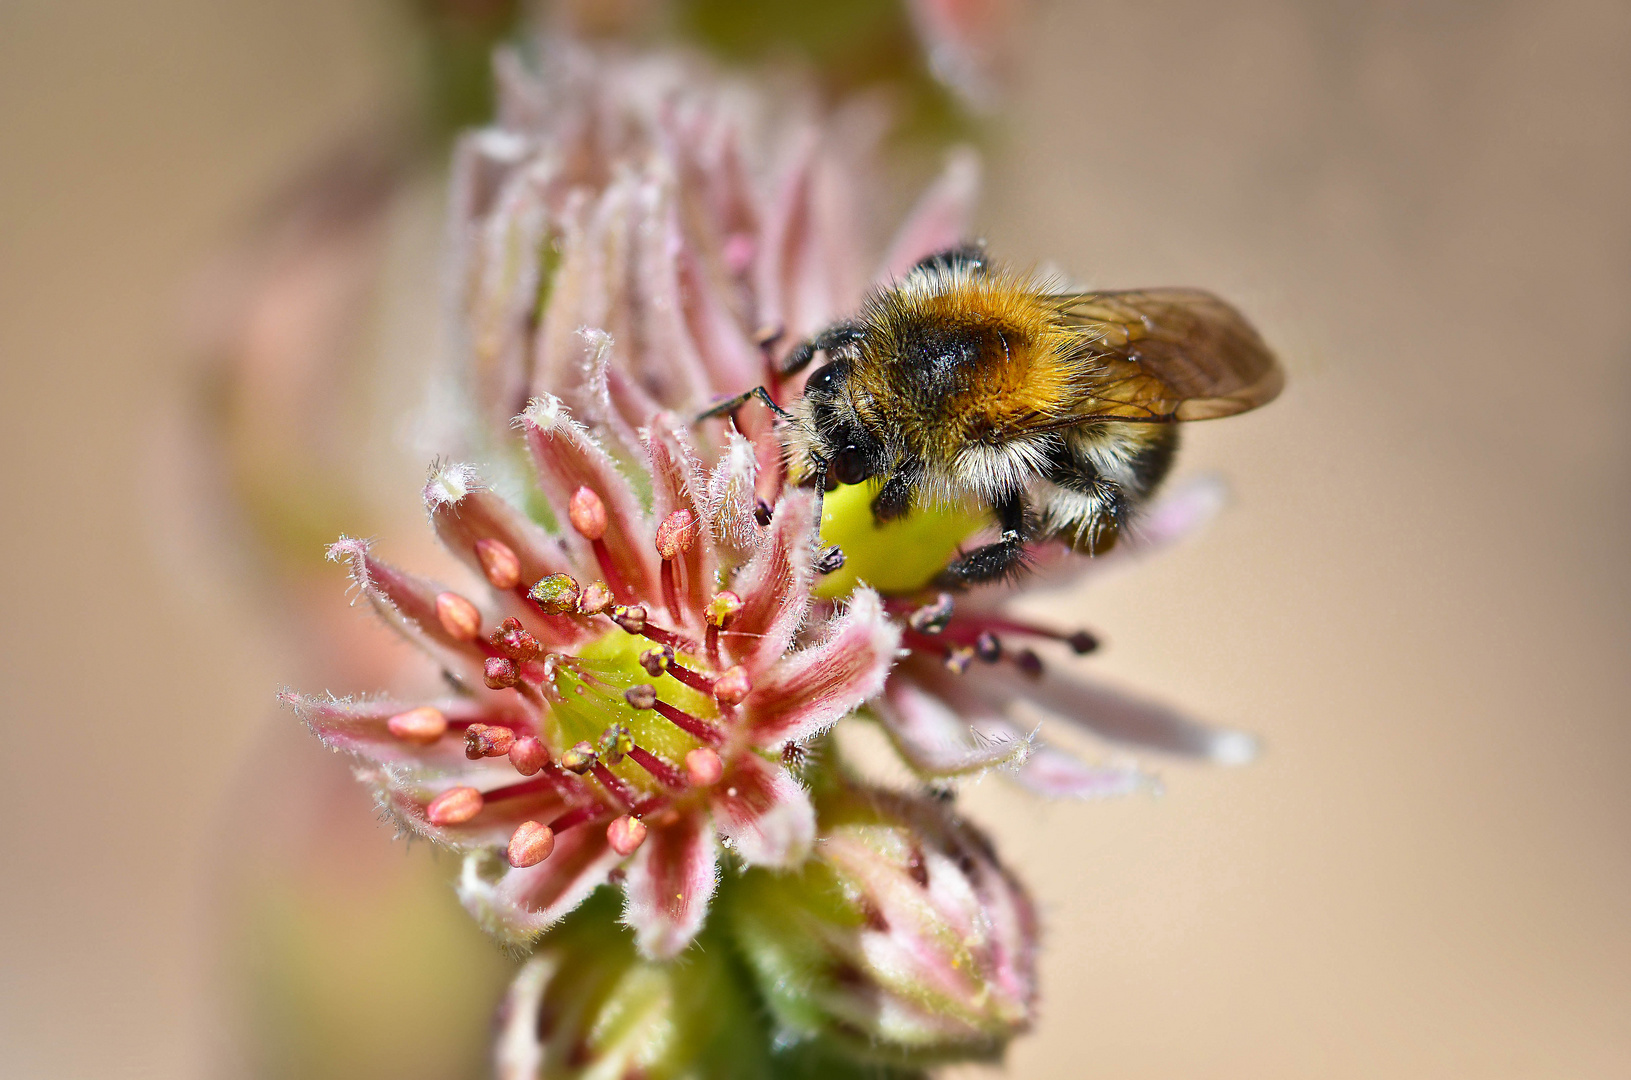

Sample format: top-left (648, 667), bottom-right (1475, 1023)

top-left (933, 490), bottom-right (1030, 588)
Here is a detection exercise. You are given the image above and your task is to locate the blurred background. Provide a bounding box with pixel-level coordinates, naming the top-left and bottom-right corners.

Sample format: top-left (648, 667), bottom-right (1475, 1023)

top-left (2, 1), bottom-right (1627, 1077)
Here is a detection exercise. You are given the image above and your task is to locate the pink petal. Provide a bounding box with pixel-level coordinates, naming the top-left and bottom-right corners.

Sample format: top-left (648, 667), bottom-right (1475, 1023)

top-left (723, 490), bottom-right (817, 677)
top-left (643, 419), bottom-right (717, 628)
top-left (876, 148), bottom-right (981, 284)
top-left (747, 587), bottom-right (900, 748)
top-left (460, 829), bottom-right (625, 943)
top-left (704, 430), bottom-right (761, 557)
top-left (872, 678), bottom-right (1031, 777)
top-left (282, 691), bottom-right (533, 771)
top-left (324, 537), bottom-right (489, 676)
top-left (517, 394), bottom-right (660, 604)
top-left (1008, 747), bottom-right (1152, 800)
top-left (621, 810), bottom-right (718, 959)
top-left (710, 753), bottom-right (815, 869)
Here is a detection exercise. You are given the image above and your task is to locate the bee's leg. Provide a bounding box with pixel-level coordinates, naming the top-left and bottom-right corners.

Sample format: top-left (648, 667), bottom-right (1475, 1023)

top-left (697, 385), bottom-right (793, 423)
top-left (869, 466), bottom-right (919, 523)
top-left (934, 490), bottom-right (1030, 588)
top-left (778, 323), bottom-right (865, 377)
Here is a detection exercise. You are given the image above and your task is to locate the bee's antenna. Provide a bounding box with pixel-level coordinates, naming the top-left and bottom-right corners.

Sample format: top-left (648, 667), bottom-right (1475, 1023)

top-left (695, 385), bottom-right (792, 423)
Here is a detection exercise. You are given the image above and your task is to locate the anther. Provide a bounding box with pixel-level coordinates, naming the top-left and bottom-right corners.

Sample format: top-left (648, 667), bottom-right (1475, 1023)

top-left (655, 509), bottom-right (699, 560)
top-left (508, 735), bottom-right (550, 776)
top-left (597, 724), bottom-right (634, 766)
top-left (1014, 648), bottom-right (1044, 678)
top-left (578, 580), bottom-right (613, 616)
top-left (386, 706), bottom-right (447, 745)
top-left (464, 723), bottom-right (515, 760)
top-left (475, 538), bottom-right (521, 590)
top-left (907, 592), bottom-right (955, 634)
top-left (639, 644), bottom-right (674, 677)
top-left (611, 605), bottom-right (647, 635)
top-left (559, 741), bottom-right (598, 774)
top-left (436, 591), bottom-right (482, 641)
top-left (529, 573), bottom-right (581, 615)
top-left (1067, 630), bottom-right (1100, 655)
top-left (974, 631), bottom-right (1003, 663)
top-left (713, 665), bottom-right (751, 706)
top-left (754, 497), bottom-right (774, 526)
top-left (483, 656), bottom-right (519, 689)
top-left (492, 617), bottom-right (542, 661)
top-left (685, 747), bottom-right (724, 787)
top-left (507, 821), bottom-right (555, 867)
top-left (425, 786), bottom-right (483, 826)
top-left (568, 486), bottom-right (608, 540)
top-left (607, 815), bottom-right (648, 856)
top-left (624, 684), bottom-right (658, 710)
top-left (944, 645), bottom-right (974, 674)
top-left (706, 591), bottom-right (743, 627)
top-left (815, 545), bottom-right (846, 574)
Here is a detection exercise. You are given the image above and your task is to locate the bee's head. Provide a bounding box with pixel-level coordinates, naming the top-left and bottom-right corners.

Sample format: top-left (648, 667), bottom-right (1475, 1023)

top-left (788, 358), bottom-right (887, 489)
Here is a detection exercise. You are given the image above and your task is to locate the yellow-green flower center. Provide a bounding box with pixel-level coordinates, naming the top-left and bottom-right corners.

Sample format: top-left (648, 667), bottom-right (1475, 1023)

top-left (815, 482), bottom-right (989, 599)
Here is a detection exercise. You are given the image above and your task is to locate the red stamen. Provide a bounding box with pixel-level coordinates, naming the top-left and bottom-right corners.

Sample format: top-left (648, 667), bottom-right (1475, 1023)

top-left (626, 745), bottom-right (687, 789)
top-left (653, 700), bottom-right (725, 746)
top-left (665, 661), bottom-right (715, 696)
top-left (590, 762), bottom-right (638, 809)
top-left (547, 802), bottom-right (605, 834)
top-left (661, 560), bottom-right (682, 624)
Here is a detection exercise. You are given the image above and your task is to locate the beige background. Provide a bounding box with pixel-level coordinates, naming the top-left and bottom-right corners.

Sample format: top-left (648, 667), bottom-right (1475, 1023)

top-left (2, 1), bottom-right (1628, 1077)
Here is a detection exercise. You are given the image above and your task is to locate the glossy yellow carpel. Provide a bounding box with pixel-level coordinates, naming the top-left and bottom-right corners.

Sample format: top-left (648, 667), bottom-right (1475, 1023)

top-left (814, 482), bottom-right (988, 599)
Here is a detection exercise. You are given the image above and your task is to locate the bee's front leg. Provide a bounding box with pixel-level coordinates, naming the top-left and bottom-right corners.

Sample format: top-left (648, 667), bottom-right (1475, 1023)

top-left (869, 466), bottom-right (918, 524)
top-left (933, 490), bottom-right (1030, 588)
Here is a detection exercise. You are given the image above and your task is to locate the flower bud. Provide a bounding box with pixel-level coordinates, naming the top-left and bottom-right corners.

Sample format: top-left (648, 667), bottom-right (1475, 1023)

top-left (494, 894), bottom-right (769, 1080)
top-left (725, 783), bottom-right (1037, 1065)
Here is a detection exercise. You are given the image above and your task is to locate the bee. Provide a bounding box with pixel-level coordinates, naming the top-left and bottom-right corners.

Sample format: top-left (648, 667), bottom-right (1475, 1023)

top-left (701, 245), bottom-right (1282, 587)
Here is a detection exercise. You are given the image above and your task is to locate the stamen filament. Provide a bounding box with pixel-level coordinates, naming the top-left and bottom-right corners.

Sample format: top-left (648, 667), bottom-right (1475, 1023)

top-left (626, 745), bottom-right (687, 789)
top-left (652, 699), bottom-right (725, 746)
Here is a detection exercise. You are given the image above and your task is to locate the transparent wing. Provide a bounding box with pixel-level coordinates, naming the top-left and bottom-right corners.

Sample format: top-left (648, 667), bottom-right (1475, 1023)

top-left (1051, 289), bottom-right (1283, 422)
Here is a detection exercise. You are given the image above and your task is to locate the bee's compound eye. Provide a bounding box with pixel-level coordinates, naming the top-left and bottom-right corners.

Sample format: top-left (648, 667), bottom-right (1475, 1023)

top-left (805, 363), bottom-right (842, 395)
top-left (831, 446), bottom-right (869, 486)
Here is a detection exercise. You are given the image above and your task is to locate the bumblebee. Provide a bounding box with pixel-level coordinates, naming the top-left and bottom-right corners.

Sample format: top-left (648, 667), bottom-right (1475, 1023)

top-left (702, 246), bottom-right (1282, 587)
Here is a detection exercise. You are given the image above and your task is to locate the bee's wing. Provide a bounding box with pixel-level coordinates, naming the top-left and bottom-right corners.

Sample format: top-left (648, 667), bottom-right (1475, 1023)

top-left (1050, 290), bottom-right (1283, 422)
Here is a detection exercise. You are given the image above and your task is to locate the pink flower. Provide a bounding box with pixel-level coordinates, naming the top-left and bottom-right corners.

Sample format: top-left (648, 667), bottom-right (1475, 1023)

top-left (285, 395), bottom-right (897, 958)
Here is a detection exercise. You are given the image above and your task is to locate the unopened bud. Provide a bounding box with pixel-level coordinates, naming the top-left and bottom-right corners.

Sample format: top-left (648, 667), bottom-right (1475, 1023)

top-left (425, 786), bottom-right (483, 826)
top-left (712, 665), bottom-right (751, 705)
top-left (568, 486), bottom-right (607, 540)
top-left (726, 784), bottom-right (1037, 1064)
top-left (507, 821), bottom-right (556, 867)
top-left (624, 684), bottom-right (658, 710)
top-left (464, 723), bottom-right (515, 760)
top-left (639, 644), bottom-right (673, 677)
top-left (685, 747), bottom-right (724, 787)
top-left (705, 591), bottom-right (743, 627)
top-left (474, 538), bottom-right (522, 589)
top-left (1066, 629), bottom-right (1100, 655)
top-left (508, 735), bottom-right (550, 776)
top-left (436, 591), bottom-right (482, 641)
top-left (578, 580), bottom-right (613, 616)
top-left (907, 592), bottom-right (955, 634)
top-left (814, 544), bottom-right (845, 574)
top-left (655, 508), bottom-right (699, 560)
top-left (529, 573), bottom-right (581, 615)
top-left (611, 605), bottom-right (647, 635)
top-left (483, 655), bottom-right (519, 689)
top-left (559, 741), bottom-right (597, 774)
top-left (607, 815), bottom-right (648, 856)
top-left (386, 705), bottom-right (447, 745)
top-left (597, 724), bottom-right (634, 765)
top-left (974, 631), bottom-right (1002, 663)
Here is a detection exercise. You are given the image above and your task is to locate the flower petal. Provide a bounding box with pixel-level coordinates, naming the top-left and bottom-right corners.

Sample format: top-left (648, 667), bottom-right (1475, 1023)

top-left (872, 677), bottom-right (1031, 777)
top-left (621, 810), bottom-right (718, 959)
top-left (747, 587), bottom-right (900, 748)
top-left (517, 394), bottom-right (659, 603)
top-left (703, 430), bottom-right (761, 557)
top-left (723, 489), bottom-right (817, 675)
top-left (710, 753), bottom-right (815, 869)
top-left (1008, 746), bottom-right (1152, 799)
top-left (459, 828), bottom-right (625, 943)
top-left (324, 538), bottom-right (489, 675)
top-left (643, 418), bottom-right (717, 627)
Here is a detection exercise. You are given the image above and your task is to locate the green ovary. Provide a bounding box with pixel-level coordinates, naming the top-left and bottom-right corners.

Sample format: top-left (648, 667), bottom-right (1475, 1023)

top-left (814, 481), bottom-right (988, 599)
